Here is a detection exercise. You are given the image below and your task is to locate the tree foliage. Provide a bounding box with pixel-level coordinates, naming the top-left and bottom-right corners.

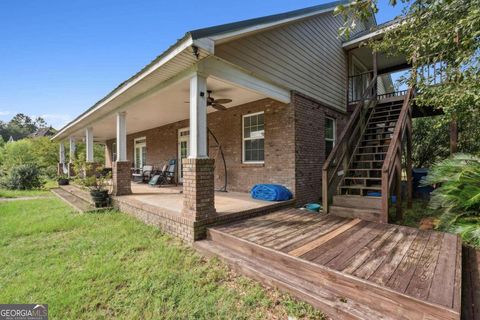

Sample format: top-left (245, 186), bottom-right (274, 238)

top-left (336, 0), bottom-right (480, 120)
top-left (423, 154), bottom-right (480, 246)
top-left (0, 113), bottom-right (51, 141)
top-left (0, 138), bottom-right (60, 178)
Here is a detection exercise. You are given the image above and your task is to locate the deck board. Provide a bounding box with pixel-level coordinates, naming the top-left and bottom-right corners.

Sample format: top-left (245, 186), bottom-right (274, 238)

top-left (209, 209), bottom-right (461, 313)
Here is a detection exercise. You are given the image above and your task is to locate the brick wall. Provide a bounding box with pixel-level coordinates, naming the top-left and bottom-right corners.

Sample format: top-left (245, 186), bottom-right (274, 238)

top-left (105, 98), bottom-right (295, 194)
top-left (292, 91), bottom-right (347, 206)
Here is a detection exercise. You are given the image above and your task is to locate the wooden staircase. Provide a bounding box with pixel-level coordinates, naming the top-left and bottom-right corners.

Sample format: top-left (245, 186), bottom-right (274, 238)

top-left (323, 75), bottom-right (414, 223)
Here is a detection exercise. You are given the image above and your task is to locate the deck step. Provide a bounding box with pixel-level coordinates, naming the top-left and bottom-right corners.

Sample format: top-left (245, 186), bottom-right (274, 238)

top-left (194, 239), bottom-right (387, 320)
top-left (51, 188), bottom-right (94, 213)
top-left (51, 187), bottom-right (112, 213)
top-left (201, 226), bottom-right (460, 320)
top-left (333, 194), bottom-right (382, 210)
top-left (329, 205), bottom-right (383, 222)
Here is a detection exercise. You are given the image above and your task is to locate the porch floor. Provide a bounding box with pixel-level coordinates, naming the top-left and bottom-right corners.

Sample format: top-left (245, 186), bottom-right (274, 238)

top-left (125, 183), bottom-right (289, 217)
top-left (203, 209), bottom-right (462, 319)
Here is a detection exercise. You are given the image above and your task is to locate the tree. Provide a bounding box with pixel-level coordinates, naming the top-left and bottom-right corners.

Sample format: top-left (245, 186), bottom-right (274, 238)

top-left (336, 0), bottom-right (480, 122)
top-left (0, 113), bottom-right (51, 141)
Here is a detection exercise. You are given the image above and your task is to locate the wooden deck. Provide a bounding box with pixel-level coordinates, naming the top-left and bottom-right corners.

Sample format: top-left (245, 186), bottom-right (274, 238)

top-left (463, 246), bottom-right (480, 320)
top-left (198, 208), bottom-right (462, 319)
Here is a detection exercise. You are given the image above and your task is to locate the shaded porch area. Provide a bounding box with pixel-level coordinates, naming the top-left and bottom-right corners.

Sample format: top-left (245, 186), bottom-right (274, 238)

top-left (125, 183), bottom-right (292, 219)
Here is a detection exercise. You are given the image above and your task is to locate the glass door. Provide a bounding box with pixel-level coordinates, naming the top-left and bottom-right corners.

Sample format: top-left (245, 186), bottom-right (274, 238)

top-left (177, 128), bottom-right (190, 183)
top-left (134, 137), bottom-right (147, 169)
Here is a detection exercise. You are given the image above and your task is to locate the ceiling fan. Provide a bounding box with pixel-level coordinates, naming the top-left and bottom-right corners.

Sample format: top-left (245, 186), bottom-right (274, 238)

top-left (185, 90), bottom-right (232, 111)
top-left (206, 90), bottom-right (232, 111)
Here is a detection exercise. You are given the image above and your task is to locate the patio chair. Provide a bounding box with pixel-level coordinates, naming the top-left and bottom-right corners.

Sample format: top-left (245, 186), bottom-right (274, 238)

top-left (132, 165), bottom-right (154, 183)
top-left (149, 160), bottom-right (177, 186)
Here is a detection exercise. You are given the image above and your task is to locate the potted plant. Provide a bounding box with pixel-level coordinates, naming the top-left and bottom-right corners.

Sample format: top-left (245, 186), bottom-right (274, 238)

top-left (82, 169), bottom-right (111, 208)
top-left (57, 174), bottom-right (70, 186)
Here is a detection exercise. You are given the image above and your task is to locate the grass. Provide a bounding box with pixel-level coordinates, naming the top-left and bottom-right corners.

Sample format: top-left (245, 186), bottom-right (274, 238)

top-left (0, 180), bottom-right (57, 198)
top-left (0, 198), bottom-right (325, 320)
top-left (389, 199), bottom-right (439, 228)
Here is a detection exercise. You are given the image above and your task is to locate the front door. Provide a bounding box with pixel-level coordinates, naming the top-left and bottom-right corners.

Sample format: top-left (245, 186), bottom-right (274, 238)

top-left (177, 128), bottom-right (190, 183)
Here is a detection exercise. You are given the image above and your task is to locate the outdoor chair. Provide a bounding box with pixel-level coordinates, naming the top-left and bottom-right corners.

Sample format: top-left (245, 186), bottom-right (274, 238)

top-left (132, 165), bottom-right (154, 183)
top-left (148, 160), bottom-right (177, 186)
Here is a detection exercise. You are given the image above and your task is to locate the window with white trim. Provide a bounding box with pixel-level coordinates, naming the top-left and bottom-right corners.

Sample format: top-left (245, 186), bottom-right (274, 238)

top-left (134, 137), bottom-right (147, 169)
top-left (325, 117), bottom-right (336, 158)
top-left (112, 142), bottom-right (117, 162)
top-left (242, 112), bottom-right (265, 163)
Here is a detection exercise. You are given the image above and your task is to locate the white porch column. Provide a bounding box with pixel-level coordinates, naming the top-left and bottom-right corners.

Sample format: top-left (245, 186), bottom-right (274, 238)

top-left (59, 142), bottom-right (65, 163)
top-left (85, 127), bottom-right (94, 162)
top-left (69, 137), bottom-right (76, 163)
top-left (116, 111), bottom-right (127, 161)
top-left (189, 73), bottom-right (208, 159)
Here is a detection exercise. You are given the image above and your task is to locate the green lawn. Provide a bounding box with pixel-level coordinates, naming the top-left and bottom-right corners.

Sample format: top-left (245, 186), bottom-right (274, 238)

top-left (0, 197), bottom-right (324, 320)
top-left (0, 180), bottom-right (57, 198)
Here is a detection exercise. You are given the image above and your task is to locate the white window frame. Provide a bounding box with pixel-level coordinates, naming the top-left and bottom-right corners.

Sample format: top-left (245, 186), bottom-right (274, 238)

top-left (325, 117), bottom-right (336, 155)
top-left (112, 142), bottom-right (117, 163)
top-left (177, 127), bottom-right (190, 183)
top-left (134, 137), bottom-right (147, 169)
top-left (242, 111), bottom-right (265, 164)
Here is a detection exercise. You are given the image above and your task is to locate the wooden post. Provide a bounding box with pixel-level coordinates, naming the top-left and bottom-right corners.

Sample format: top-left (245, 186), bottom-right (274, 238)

top-left (450, 117), bottom-right (458, 154)
top-left (395, 154), bottom-right (403, 222)
top-left (406, 123), bottom-right (413, 209)
top-left (372, 52), bottom-right (378, 98)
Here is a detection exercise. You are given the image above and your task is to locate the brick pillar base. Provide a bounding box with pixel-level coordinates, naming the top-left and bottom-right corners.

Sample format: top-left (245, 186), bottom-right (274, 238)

top-left (181, 158), bottom-right (216, 221)
top-left (84, 162), bottom-right (99, 177)
top-left (67, 163), bottom-right (75, 178)
top-left (57, 163), bottom-right (65, 175)
top-left (112, 161), bottom-right (132, 196)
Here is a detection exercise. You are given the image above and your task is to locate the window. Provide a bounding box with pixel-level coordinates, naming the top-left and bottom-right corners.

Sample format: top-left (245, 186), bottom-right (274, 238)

top-left (325, 117), bottom-right (336, 157)
top-left (112, 142), bottom-right (117, 162)
top-left (243, 112), bottom-right (265, 163)
top-left (134, 137), bottom-right (147, 169)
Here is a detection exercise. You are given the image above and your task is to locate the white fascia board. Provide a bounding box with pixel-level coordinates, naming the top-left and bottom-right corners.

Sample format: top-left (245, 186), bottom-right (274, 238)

top-left (343, 21), bottom-right (401, 50)
top-left (53, 35), bottom-right (215, 141)
top-left (200, 56), bottom-right (291, 103)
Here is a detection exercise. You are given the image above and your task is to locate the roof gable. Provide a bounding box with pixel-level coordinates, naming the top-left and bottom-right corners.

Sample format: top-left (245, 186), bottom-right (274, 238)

top-left (189, 0), bottom-right (349, 41)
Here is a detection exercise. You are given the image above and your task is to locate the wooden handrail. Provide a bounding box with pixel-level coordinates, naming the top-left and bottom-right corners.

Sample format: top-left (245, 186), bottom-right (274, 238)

top-left (380, 87), bottom-right (414, 220)
top-left (322, 76), bottom-right (378, 213)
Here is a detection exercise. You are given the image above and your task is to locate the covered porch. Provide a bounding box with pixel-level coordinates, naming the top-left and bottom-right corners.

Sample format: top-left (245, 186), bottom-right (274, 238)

top-left (53, 50), bottom-right (293, 241)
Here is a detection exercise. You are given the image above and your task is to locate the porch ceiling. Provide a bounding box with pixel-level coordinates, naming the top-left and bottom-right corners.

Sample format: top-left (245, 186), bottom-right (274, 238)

top-left (67, 76), bottom-right (266, 142)
top-left (352, 46), bottom-right (408, 73)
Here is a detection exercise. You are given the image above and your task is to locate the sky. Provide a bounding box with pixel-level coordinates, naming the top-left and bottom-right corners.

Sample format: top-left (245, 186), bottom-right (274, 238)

top-left (0, 0), bottom-right (404, 129)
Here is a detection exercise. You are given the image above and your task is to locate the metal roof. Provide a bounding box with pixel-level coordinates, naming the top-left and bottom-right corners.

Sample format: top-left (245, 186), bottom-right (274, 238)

top-left (188, 0), bottom-right (349, 39)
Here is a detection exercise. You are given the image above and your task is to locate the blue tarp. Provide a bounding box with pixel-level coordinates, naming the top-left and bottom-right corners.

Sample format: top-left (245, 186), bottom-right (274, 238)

top-left (251, 184), bottom-right (293, 201)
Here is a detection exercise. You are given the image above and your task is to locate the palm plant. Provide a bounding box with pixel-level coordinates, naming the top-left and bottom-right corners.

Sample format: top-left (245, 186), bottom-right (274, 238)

top-left (423, 154), bottom-right (480, 246)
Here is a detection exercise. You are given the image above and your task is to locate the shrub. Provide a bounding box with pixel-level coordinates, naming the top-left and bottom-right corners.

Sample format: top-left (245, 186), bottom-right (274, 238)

top-left (423, 154), bottom-right (480, 247)
top-left (1, 164), bottom-right (44, 190)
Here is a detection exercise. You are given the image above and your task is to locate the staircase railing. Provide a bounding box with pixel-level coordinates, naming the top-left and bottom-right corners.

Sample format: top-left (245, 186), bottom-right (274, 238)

top-left (322, 76), bottom-right (378, 213)
top-left (380, 87), bottom-right (414, 222)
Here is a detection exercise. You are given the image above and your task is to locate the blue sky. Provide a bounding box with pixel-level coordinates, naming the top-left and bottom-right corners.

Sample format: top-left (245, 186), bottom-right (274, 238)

top-left (0, 0), bottom-right (404, 129)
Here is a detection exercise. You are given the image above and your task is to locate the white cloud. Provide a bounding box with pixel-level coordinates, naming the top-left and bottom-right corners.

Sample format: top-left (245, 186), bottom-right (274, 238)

top-left (0, 111), bottom-right (10, 117)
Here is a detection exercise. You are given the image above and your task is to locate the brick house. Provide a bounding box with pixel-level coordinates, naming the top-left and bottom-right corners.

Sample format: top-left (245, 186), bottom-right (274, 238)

top-left (53, 1), bottom-right (410, 241)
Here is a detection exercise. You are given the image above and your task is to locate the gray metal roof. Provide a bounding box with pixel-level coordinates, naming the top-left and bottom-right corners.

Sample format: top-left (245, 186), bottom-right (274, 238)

top-left (188, 0), bottom-right (349, 39)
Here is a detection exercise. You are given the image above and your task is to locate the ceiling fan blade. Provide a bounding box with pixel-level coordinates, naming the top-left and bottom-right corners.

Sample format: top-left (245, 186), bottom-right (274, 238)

top-left (211, 104), bottom-right (227, 111)
top-left (214, 99), bottom-right (232, 104)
